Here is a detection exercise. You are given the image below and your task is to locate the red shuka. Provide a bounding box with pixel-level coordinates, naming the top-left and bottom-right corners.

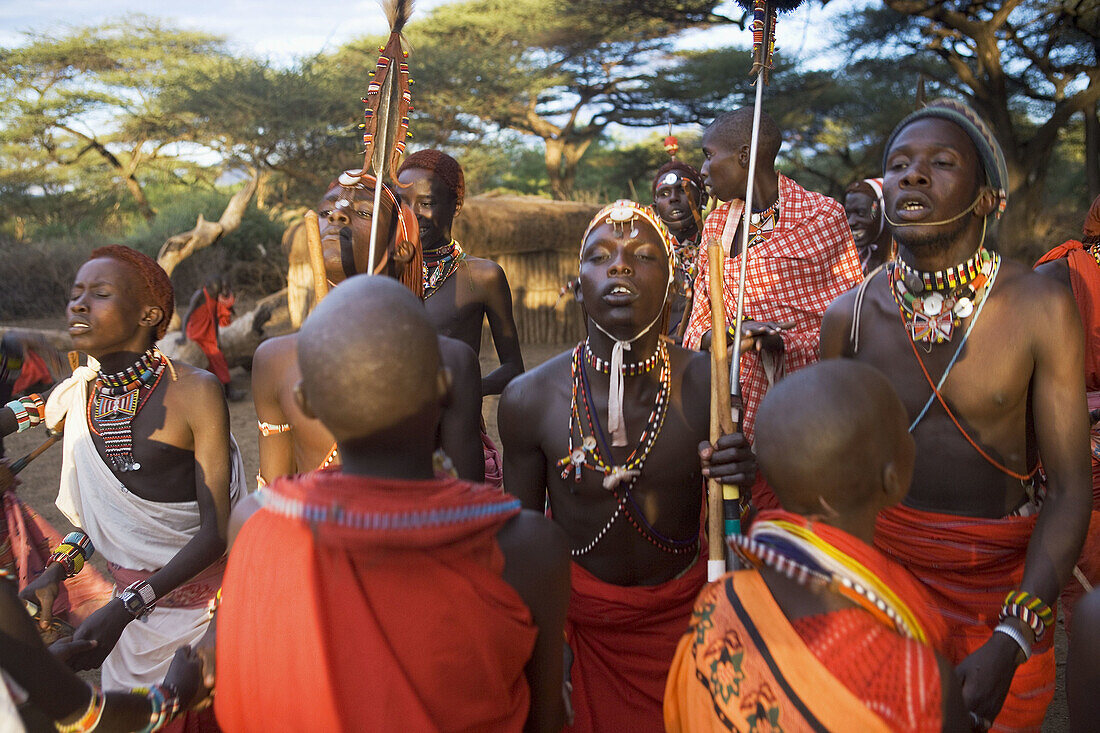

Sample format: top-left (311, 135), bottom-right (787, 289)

top-left (565, 557), bottom-right (707, 733)
top-left (215, 472), bottom-right (536, 733)
top-left (185, 289), bottom-right (230, 385)
top-left (876, 505), bottom-right (1053, 732)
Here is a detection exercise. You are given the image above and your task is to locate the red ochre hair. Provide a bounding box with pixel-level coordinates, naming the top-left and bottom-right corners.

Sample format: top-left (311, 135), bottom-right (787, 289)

top-left (88, 245), bottom-right (175, 339)
top-left (398, 149), bottom-right (466, 209)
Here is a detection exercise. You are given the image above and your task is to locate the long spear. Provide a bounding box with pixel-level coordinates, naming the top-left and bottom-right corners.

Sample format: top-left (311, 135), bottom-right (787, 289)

top-left (708, 0), bottom-right (804, 581)
top-left (361, 0), bottom-right (414, 273)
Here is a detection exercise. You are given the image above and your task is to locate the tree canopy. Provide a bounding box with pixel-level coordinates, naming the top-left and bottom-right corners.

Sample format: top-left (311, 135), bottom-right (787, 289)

top-left (0, 0), bottom-right (1096, 262)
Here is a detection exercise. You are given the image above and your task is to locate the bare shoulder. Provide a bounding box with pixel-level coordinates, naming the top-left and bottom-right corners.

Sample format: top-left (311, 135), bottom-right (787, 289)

top-left (996, 256), bottom-right (1076, 313)
top-left (165, 360), bottom-right (225, 405)
top-left (670, 343), bottom-right (711, 402)
top-left (252, 334), bottom-right (297, 389)
top-left (501, 349), bottom-right (572, 406)
top-left (496, 508), bottom-right (569, 575)
top-left (464, 255), bottom-right (510, 286)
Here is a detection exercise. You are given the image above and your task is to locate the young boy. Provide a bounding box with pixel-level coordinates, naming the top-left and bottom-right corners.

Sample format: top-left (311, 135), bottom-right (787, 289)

top-left (665, 360), bottom-right (967, 732)
top-left (215, 276), bottom-right (570, 732)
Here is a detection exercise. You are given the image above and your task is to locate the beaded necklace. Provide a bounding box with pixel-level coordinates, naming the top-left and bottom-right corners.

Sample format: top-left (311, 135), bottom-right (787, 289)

top-left (671, 235), bottom-right (700, 285)
top-left (888, 247), bottom-right (994, 348)
top-left (422, 240), bottom-right (466, 299)
top-left (583, 340), bottom-right (660, 376)
top-left (87, 348), bottom-right (167, 473)
top-left (730, 519), bottom-right (928, 643)
top-left (558, 341), bottom-right (697, 556)
top-left (1087, 242), bottom-right (1100, 268)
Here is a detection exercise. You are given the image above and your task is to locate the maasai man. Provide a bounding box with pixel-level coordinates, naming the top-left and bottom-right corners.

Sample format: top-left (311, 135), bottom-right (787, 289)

top-left (180, 277), bottom-right (241, 401)
top-left (666, 360), bottom-right (967, 733)
top-left (499, 200), bottom-right (756, 733)
top-left (1034, 193), bottom-right (1100, 630)
top-left (820, 98), bottom-right (1090, 731)
top-left (652, 161), bottom-right (707, 344)
top-left (396, 150), bottom-right (524, 394)
top-left (2, 566), bottom-right (204, 732)
top-left (215, 276), bottom-right (569, 732)
top-left (397, 149), bottom-right (523, 484)
top-left (18, 247), bottom-right (245, 727)
top-left (683, 108), bottom-right (863, 511)
top-left (846, 177), bottom-right (894, 274)
top-left (252, 170), bottom-right (485, 485)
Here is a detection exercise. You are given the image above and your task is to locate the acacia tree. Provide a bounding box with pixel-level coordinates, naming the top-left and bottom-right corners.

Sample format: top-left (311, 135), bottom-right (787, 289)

top-left (400, 0), bottom-right (699, 199)
top-left (0, 18), bottom-right (226, 222)
top-left (848, 2), bottom-right (1100, 253)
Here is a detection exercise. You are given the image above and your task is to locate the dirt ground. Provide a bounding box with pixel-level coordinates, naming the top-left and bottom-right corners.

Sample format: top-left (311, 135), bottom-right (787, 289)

top-left (1, 333), bottom-right (1072, 731)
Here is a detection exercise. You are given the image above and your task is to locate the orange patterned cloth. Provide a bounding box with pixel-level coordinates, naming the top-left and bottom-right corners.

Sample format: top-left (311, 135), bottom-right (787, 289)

top-left (215, 471), bottom-right (536, 733)
top-left (665, 571), bottom-right (899, 732)
top-left (876, 505), bottom-right (1053, 732)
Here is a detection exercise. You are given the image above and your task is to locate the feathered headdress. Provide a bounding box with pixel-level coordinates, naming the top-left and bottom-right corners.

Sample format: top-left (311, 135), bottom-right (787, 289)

top-left (360, 0), bottom-right (415, 271)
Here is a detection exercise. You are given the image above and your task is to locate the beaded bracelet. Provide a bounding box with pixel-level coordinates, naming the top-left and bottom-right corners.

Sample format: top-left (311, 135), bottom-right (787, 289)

top-left (1001, 590), bottom-right (1053, 640)
top-left (994, 621), bottom-right (1032, 662)
top-left (21, 393), bottom-right (45, 426)
top-left (5, 399), bottom-right (30, 433)
top-left (130, 683), bottom-right (182, 733)
top-left (47, 532), bottom-right (95, 579)
top-left (54, 681), bottom-right (105, 733)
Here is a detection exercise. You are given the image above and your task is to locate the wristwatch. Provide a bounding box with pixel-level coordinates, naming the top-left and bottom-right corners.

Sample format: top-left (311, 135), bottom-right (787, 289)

top-left (119, 580), bottom-right (157, 620)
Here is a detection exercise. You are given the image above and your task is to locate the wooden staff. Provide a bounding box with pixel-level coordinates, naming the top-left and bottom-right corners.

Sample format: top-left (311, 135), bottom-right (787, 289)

top-left (707, 240), bottom-right (737, 582)
top-left (304, 210), bottom-right (329, 306)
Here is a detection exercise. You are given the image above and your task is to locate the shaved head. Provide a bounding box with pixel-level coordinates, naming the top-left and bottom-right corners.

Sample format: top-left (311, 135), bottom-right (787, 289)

top-left (754, 360), bottom-right (913, 517)
top-left (706, 108), bottom-right (782, 165)
top-left (297, 276), bottom-right (443, 444)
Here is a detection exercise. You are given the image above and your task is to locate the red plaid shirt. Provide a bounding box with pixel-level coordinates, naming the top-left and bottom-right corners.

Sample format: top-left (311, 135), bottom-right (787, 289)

top-left (683, 174), bottom-right (862, 439)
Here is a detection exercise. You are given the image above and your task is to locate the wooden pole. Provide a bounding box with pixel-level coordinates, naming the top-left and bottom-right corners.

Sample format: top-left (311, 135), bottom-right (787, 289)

top-left (304, 211), bottom-right (329, 307)
top-left (707, 241), bottom-right (737, 582)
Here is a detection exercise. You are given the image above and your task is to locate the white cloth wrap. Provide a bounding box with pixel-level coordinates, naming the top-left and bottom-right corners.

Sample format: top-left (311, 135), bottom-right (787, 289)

top-left (45, 368), bottom-right (246, 687)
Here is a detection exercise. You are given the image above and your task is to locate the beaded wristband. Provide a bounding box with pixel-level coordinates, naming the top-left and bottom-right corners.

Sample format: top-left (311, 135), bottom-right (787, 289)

top-left (132, 683), bottom-right (181, 733)
top-left (21, 393), bottom-right (45, 426)
top-left (1000, 602), bottom-right (1044, 639)
top-left (1001, 590), bottom-right (1053, 639)
top-left (54, 681), bottom-right (105, 733)
top-left (5, 399), bottom-right (30, 432)
top-left (47, 532), bottom-right (94, 579)
top-left (994, 621), bottom-right (1032, 662)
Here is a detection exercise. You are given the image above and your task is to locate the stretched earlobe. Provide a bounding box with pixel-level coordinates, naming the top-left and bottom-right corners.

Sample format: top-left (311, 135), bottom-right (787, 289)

top-left (975, 188), bottom-right (997, 218)
top-left (141, 306), bottom-right (164, 330)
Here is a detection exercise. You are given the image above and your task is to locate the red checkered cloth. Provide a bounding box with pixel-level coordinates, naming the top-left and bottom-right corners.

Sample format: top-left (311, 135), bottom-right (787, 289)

top-left (683, 174), bottom-right (862, 440)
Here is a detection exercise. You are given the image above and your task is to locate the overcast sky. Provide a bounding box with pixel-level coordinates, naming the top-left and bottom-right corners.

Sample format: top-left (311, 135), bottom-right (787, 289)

top-left (1, 0), bottom-right (856, 64)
